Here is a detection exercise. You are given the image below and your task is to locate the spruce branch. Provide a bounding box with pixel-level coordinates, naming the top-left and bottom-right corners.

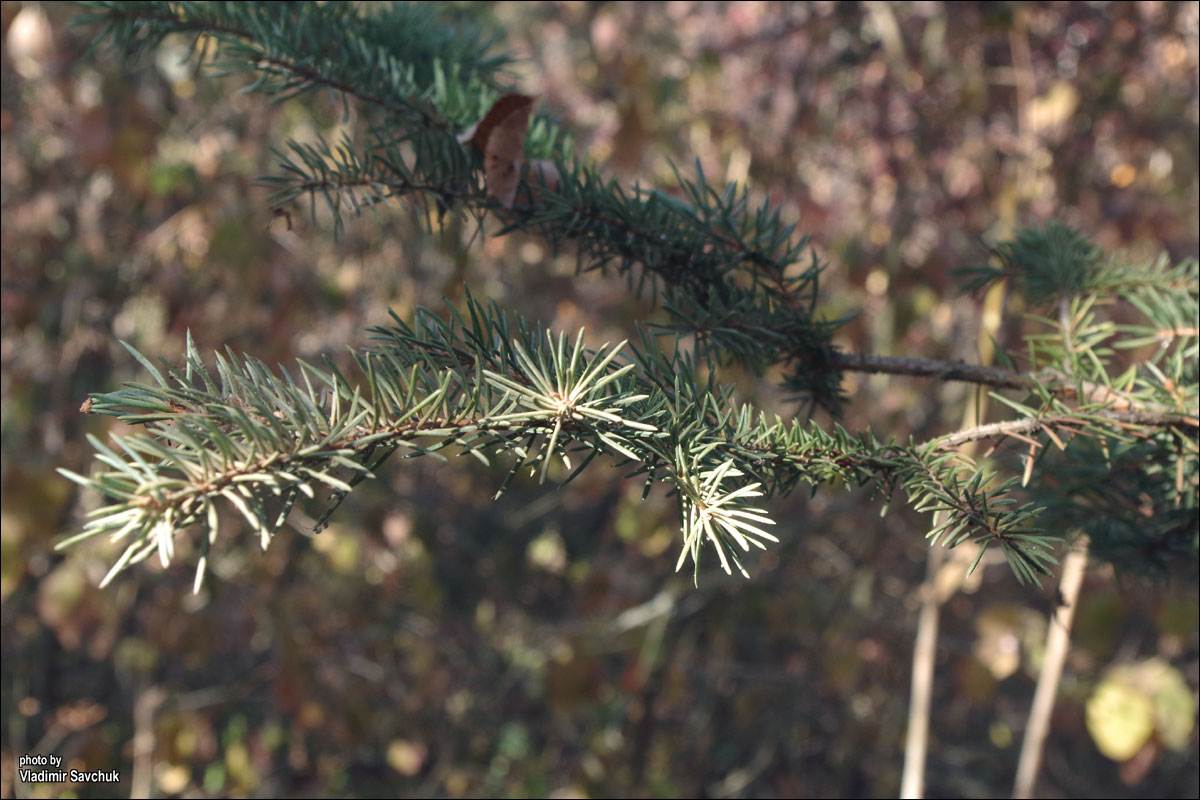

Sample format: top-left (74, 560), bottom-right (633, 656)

top-left (76, 1), bottom-right (513, 119)
top-left (63, 1), bottom-right (1199, 590)
top-left (59, 315), bottom-right (665, 591)
top-left (958, 221), bottom-right (1199, 301)
top-left (900, 446), bottom-right (1057, 585)
top-left (77, 2), bottom-right (1198, 415)
top-left (63, 288), bottom-right (1195, 590)
top-left (77, 1), bottom-right (846, 404)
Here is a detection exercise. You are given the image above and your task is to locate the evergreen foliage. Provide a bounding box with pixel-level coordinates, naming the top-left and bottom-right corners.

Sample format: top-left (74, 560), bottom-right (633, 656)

top-left (62, 1), bottom-right (1199, 592)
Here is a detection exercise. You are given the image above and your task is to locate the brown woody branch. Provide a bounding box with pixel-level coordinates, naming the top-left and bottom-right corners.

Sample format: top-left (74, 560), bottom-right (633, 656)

top-left (935, 411), bottom-right (1199, 451)
top-left (830, 352), bottom-right (1180, 415)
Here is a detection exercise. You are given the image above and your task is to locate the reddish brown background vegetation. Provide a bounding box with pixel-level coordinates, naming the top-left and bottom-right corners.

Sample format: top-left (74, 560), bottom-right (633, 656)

top-left (2, 2), bottom-right (1197, 797)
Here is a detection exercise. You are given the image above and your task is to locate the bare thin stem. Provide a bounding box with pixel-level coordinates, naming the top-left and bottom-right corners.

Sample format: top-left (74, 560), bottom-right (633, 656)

top-left (901, 521), bottom-right (945, 800)
top-left (130, 684), bottom-right (166, 799)
top-left (1012, 539), bottom-right (1089, 798)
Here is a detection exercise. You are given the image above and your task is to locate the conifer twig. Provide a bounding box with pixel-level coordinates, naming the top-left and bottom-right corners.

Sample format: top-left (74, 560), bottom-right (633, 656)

top-left (63, 0), bottom-right (1199, 594)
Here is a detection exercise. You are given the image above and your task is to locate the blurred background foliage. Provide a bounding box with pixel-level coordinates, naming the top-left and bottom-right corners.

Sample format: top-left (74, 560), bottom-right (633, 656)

top-left (1, 1), bottom-right (1197, 797)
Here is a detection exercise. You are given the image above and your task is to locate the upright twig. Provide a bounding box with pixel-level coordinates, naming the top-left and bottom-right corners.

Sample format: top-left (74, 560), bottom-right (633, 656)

top-left (901, 517), bottom-right (945, 800)
top-left (1012, 538), bottom-right (1089, 798)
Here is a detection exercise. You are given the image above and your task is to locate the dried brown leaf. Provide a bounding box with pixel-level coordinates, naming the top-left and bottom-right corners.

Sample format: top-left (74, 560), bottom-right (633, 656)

top-left (463, 94), bottom-right (535, 152)
top-left (460, 95), bottom-right (536, 208)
